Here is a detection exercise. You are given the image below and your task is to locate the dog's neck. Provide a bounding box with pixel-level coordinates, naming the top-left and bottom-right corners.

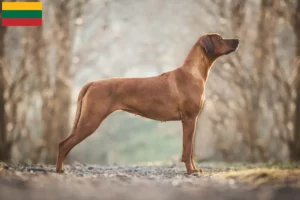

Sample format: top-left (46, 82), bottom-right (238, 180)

top-left (180, 44), bottom-right (215, 82)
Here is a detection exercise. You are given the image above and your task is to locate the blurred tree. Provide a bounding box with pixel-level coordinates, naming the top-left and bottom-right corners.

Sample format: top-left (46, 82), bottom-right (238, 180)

top-left (291, 0), bottom-right (300, 160)
top-left (41, 0), bottom-right (86, 164)
top-left (0, 0), bottom-right (8, 161)
top-left (249, 0), bottom-right (276, 161)
top-left (211, 0), bottom-right (285, 162)
top-left (0, 10), bottom-right (34, 162)
top-left (211, 0), bottom-right (248, 161)
top-left (30, 13), bottom-right (50, 163)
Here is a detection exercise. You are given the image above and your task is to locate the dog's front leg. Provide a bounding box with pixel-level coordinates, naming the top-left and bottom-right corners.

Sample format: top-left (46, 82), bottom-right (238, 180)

top-left (181, 117), bottom-right (199, 175)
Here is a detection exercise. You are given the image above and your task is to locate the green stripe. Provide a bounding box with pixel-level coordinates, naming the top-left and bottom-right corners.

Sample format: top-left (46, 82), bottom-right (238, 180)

top-left (2, 10), bottom-right (42, 18)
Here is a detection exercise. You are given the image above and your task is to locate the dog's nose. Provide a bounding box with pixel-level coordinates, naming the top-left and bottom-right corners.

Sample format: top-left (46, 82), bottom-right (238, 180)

top-left (235, 39), bottom-right (240, 45)
top-left (232, 39), bottom-right (239, 48)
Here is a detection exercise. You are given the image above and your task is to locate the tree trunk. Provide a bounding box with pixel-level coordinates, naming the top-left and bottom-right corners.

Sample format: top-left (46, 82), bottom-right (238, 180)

top-left (291, 0), bottom-right (300, 161)
top-left (44, 1), bottom-right (72, 164)
top-left (249, 0), bottom-right (275, 161)
top-left (0, 1), bottom-right (10, 161)
top-left (29, 20), bottom-right (53, 163)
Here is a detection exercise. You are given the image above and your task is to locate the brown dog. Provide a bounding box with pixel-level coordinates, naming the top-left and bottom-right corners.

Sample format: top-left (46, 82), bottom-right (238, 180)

top-left (56, 33), bottom-right (239, 174)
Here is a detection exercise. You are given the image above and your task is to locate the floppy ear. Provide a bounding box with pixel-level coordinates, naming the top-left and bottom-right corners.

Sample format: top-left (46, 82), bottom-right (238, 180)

top-left (200, 36), bottom-right (214, 56)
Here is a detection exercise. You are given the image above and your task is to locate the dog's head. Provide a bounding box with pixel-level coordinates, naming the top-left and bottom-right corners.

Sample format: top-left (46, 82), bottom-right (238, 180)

top-left (199, 33), bottom-right (239, 58)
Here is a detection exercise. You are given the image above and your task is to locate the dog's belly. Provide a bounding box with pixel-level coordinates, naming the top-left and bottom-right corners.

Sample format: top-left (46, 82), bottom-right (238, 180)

top-left (121, 106), bottom-right (181, 121)
top-left (117, 85), bottom-right (181, 121)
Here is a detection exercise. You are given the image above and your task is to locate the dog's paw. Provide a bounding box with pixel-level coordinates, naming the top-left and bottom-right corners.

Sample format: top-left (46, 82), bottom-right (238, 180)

top-left (188, 172), bottom-right (200, 177)
top-left (187, 169), bottom-right (201, 176)
top-left (196, 168), bottom-right (203, 173)
top-left (56, 169), bottom-right (65, 173)
top-left (56, 166), bottom-right (65, 173)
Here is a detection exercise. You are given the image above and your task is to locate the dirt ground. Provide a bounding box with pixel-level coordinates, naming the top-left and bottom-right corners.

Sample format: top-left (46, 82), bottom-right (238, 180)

top-left (1, 163), bottom-right (300, 200)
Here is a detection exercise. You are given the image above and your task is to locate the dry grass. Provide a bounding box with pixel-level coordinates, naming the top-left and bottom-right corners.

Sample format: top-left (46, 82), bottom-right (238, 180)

top-left (216, 168), bottom-right (300, 187)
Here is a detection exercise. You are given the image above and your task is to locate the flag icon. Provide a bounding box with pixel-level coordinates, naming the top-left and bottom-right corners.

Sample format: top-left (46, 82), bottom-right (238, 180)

top-left (1, 2), bottom-right (42, 26)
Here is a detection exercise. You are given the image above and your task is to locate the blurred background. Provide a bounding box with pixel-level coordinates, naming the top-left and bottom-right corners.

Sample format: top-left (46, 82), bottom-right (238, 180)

top-left (0, 0), bottom-right (300, 166)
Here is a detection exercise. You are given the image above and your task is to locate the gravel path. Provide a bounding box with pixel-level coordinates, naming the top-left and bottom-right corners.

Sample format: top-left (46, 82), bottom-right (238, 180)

top-left (1, 164), bottom-right (300, 200)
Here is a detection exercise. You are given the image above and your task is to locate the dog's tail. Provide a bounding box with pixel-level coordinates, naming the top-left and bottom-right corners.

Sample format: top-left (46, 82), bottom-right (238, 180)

top-left (72, 82), bottom-right (93, 131)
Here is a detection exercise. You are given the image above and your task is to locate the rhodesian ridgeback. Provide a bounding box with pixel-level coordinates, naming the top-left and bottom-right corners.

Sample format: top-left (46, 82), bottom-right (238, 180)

top-left (56, 33), bottom-right (239, 175)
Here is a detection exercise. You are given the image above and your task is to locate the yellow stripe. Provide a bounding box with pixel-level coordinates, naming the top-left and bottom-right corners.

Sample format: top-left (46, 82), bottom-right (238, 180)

top-left (2, 2), bottom-right (42, 10)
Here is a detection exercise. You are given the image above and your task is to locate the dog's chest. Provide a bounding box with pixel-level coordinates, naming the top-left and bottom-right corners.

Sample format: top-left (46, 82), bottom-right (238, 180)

top-left (179, 86), bottom-right (205, 117)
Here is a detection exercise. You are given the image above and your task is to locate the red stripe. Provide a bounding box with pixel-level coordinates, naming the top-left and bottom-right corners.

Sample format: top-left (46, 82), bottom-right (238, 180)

top-left (2, 18), bottom-right (42, 26)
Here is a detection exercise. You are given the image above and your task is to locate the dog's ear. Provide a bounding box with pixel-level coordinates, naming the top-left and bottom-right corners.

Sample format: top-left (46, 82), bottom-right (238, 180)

top-left (200, 36), bottom-right (214, 56)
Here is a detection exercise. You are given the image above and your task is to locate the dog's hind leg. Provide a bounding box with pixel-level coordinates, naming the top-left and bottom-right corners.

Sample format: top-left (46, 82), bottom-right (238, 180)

top-left (56, 85), bottom-right (115, 172)
top-left (56, 105), bottom-right (113, 172)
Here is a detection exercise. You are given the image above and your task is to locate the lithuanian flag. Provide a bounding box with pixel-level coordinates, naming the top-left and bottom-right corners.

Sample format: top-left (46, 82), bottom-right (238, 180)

top-left (1, 2), bottom-right (42, 26)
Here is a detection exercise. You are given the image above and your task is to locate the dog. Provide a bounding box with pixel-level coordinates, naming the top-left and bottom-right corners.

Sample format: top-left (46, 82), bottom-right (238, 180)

top-left (56, 33), bottom-right (239, 175)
